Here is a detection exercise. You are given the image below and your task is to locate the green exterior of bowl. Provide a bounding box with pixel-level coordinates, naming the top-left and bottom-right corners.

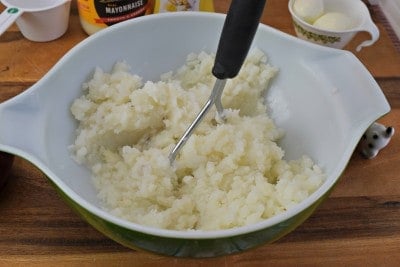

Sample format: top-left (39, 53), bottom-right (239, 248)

top-left (50, 177), bottom-right (331, 257)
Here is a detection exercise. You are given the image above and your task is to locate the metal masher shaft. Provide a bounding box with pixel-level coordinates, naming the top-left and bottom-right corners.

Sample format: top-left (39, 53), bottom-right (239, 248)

top-left (168, 79), bottom-right (226, 164)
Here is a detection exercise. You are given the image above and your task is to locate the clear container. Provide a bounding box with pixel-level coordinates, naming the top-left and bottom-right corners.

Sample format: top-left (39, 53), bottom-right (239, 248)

top-left (77, 0), bottom-right (154, 35)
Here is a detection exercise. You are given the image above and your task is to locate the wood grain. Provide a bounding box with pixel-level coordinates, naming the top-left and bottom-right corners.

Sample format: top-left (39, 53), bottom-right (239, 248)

top-left (0, 0), bottom-right (400, 266)
top-left (1, 0), bottom-right (400, 82)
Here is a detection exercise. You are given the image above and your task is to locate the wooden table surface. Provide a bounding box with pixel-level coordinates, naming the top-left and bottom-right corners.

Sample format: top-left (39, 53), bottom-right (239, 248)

top-left (1, 1), bottom-right (400, 266)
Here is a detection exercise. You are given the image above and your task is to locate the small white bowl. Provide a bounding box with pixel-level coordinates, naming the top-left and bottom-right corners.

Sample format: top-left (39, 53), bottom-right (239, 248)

top-left (288, 0), bottom-right (379, 51)
top-left (0, 0), bottom-right (71, 42)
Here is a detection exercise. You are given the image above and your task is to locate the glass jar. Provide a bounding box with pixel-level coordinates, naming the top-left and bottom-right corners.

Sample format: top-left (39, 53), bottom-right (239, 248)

top-left (77, 0), bottom-right (154, 35)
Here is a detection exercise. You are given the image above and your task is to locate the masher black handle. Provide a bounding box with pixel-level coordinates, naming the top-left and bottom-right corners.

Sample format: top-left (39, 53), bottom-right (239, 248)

top-left (212, 0), bottom-right (266, 79)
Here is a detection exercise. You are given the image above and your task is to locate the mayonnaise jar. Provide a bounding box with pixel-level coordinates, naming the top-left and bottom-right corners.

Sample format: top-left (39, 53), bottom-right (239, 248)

top-left (77, 0), bottom-right (153, 35)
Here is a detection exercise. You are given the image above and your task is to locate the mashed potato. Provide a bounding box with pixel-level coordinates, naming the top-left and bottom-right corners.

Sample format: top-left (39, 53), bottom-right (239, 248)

top-left (70, 49), bottom-right (325, 230)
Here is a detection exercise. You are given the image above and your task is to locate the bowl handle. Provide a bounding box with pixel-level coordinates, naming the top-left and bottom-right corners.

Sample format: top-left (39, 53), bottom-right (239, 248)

top-left (355, 18), bottom-right (380, 52)
top-left (0, 90), bottom-right (46, 162)
top-left (0, 6), bottom-right (23, 38)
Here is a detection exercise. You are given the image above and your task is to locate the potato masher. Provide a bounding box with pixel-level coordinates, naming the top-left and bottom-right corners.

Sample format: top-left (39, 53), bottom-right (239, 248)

top-left (169, 0), bottom-right (267, 164)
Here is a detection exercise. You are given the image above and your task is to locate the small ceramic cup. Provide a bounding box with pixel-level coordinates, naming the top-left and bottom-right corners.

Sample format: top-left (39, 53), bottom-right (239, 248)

top-left (0, 0), bottom-right (71, 42)
top-left (288, 0), bottom-right (379, 51)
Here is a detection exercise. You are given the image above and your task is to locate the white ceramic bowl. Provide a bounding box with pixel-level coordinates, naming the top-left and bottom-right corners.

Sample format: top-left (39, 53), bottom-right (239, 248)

top-left (0, 12), bottom-right (390, 257)
top-left (0, 0), bottom-right (71, 42)
top-left (288, 0), bottom-right (379, 51)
